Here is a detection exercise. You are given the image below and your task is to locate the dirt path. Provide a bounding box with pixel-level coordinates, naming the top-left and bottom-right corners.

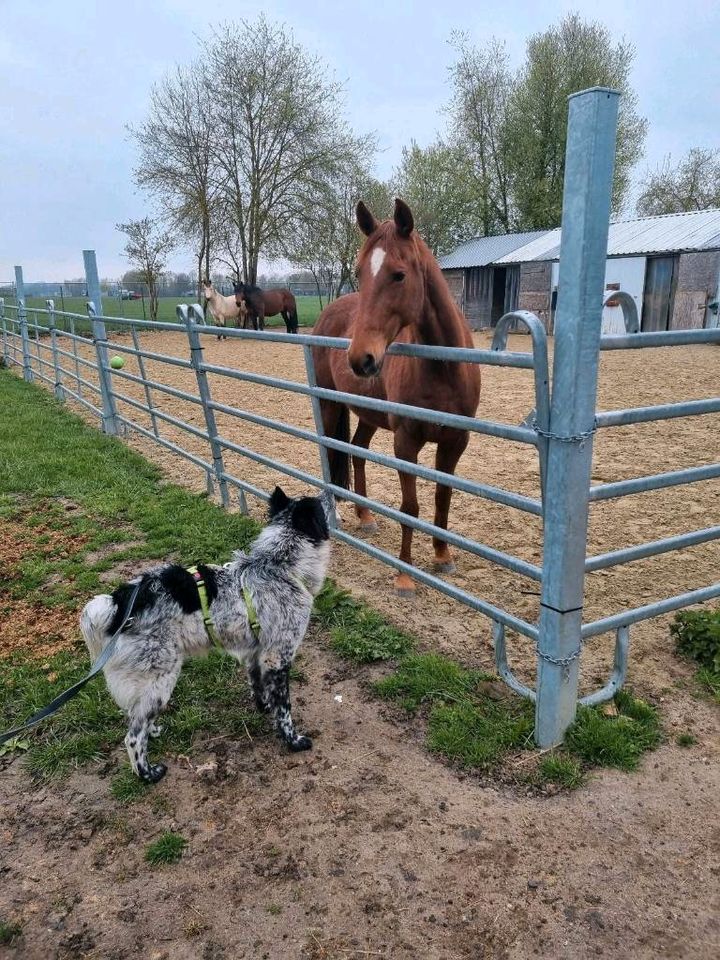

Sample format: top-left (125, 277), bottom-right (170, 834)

top-left (2, 635), bottom-right (719, 960)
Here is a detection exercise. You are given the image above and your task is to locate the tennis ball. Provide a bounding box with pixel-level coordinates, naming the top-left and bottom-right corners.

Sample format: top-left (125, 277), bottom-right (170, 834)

top-left (110, 356), bottom-right (125, 370)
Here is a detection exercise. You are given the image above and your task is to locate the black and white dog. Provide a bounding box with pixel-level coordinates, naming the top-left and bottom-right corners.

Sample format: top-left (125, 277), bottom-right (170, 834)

top-left (80, 487), bottom-right (330, 782)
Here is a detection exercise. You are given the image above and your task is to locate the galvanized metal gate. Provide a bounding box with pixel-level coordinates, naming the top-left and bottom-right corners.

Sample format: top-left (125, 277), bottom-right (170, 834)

top-left (2, 88), bottom-right (719, 747)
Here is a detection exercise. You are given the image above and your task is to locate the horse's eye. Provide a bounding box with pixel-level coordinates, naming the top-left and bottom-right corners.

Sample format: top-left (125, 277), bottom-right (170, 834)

top-left (392, 271), bottom-right (405, 283)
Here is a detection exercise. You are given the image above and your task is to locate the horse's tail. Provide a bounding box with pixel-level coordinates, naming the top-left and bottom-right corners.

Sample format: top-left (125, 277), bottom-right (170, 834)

top-left (327, 403), bottom-right (351, 490)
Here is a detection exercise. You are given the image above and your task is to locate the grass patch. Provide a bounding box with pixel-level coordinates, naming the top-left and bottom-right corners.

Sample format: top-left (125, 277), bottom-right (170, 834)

top-left (313, 579), bottom-right (415, 664)
top-left (565, 691), bottom-right (661, 771)
top-left (145, 831), bottom-right (187, 865)
top-left (375, 653), bottom-right (531, 769)
top-left (671, 608), bottom-right (720, 705)
top-left (330, 611), bottom-right (413, 663)
top-left (111, 766), bottom-right (152, 803)
top-left (676, 733), bottom-right (697, 748)
top-left (374, 653), bottom-right (493, 711)
top-left (538, 752), bottom-right (586, 789)
top-left (0, 921), bottom-right (22, 946)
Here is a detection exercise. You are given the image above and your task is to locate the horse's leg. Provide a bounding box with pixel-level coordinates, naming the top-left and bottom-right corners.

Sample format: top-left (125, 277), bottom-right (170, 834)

top-left (432, 431), bottom-right (470, 573)
top-left (351, 421), bottom-right (378, 533)
top-left (258, 307), bottom-right (265, 332)
top-left (393, 428), bottom-right (424, 597)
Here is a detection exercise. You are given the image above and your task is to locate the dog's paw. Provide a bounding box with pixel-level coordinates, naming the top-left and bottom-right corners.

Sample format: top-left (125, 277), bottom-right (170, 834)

top-left (141, 762), bottom-right (167, 783)
top-left (148, 723), bottom-right (163, 739)
top-left (288, 735), bottom-right (313, 752)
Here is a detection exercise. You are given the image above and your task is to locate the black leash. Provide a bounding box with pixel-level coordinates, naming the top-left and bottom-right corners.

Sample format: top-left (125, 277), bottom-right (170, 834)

top-left (0, 581), bottom-right (142, 747)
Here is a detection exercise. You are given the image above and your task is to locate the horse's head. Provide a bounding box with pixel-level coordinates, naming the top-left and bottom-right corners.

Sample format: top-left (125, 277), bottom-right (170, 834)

top-left (233, 282), bottom-right (246, 308)
top-left (348, 198), bottom-right (424, 378)
top-left (202, 279), bottom-right (213, 302)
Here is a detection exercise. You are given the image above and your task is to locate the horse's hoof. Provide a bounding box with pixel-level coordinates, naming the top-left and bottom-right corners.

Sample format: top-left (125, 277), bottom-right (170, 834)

top-left (395, 587), bottom-right (416, 599)
top-left (433, 561), bottom-right (457, 574)
top-left (360, 521), bottom-right (378, 534)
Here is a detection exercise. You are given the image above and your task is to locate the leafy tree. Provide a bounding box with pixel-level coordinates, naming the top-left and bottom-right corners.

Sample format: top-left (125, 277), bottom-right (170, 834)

top-left (286, 160), bottom-right (390, 306)
top-left (116, 218), bottom-right (175, 320)
top-left (505, 14), bottom-right (647, 228)
top-left (636, 149), bottom-right (720, 216)
top-left (444, 15), bottom-right (647, 234)
top-left (392, 139), bottom-right (483, 256)
top-left (447, 33), bottom-right (514, 234)
top-left (129, 64), bottom-right (217, 295)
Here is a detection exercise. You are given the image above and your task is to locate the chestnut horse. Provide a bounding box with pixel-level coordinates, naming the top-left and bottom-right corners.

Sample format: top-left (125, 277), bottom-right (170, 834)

top-left (234, 282), bottom-right (299, 334)
top-left (312, 199), bottom-right (481, 595)
top-left (202, 280), bottom-right (247, 339)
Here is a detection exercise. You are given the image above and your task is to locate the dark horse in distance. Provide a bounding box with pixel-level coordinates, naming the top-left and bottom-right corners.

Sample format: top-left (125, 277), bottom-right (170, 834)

top-left (312, 198), bottom-right (481, 596)
top-left (234, 282), bottom-right (299, 334)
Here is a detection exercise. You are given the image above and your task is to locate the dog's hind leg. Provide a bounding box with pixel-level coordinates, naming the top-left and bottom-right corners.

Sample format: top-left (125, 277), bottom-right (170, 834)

top-left (247, 657), bottom-right (270, 713)
top-left (258, 655), bottom-right (311, 752)
top-left (125, 666), bottom-right (180, 782)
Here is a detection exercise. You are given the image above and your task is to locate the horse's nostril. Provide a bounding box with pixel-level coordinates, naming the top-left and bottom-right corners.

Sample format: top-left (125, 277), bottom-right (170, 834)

top-left (362, 354), bottom-right (377, 375)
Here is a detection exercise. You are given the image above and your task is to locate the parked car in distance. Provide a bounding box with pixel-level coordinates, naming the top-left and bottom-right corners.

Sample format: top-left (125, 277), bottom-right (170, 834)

top-left (129, 292), bottom-right (142, 300)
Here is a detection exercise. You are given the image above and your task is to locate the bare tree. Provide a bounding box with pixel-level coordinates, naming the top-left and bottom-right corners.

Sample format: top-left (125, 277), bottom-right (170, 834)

top-left (286, 160), bottom-right (390, 306)
top-left (205, 17), bottom-right (372, 285)
top-left (129, 63), bottom-right (216, 294)
top-left (636, 149), bottom-right (720, 216)
top-left (116, 218), bottom-right (175, 320)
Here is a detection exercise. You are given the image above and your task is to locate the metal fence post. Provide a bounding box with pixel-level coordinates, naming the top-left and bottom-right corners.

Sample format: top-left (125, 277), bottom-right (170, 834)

top-left (46, 299), bottom-right (64, 400)
top-left (14, 266), bottom-right (33, 382)
top-left (84, 250), bottom-right (119, 435)
top-left (182, 305), bottom-right (230, 508)
top-left (0, 298), bottom-right (7, 367)
top-left (535, 88), bottom-right (620, 747)
top-left (302, 344), bottom-right (338, 528)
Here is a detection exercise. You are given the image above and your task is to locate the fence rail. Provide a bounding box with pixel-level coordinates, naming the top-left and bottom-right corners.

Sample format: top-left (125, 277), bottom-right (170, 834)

top-left (2, 88), bottom-right (719, 748)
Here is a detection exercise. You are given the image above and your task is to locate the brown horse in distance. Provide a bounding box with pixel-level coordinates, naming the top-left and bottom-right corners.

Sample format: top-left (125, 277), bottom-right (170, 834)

top-left (234, 282), bottom-right (299, 334)
top-left (312, 198), bottom-right (481, 595)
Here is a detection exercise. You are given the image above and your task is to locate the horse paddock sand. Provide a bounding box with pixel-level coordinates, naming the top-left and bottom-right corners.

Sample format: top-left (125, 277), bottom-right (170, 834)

top-left (3, 328), bottom-right (718, 959)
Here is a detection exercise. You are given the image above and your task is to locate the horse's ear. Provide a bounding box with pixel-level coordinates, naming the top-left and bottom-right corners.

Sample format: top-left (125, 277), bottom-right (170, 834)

top-left (394, 198), bottom-right (414, 238)
top-left (356, 201), bottom-right (378, 237)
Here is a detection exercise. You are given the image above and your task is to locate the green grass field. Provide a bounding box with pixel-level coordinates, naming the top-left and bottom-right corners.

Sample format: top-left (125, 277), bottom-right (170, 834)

top-left (17, 294), bottom-right (323, 333)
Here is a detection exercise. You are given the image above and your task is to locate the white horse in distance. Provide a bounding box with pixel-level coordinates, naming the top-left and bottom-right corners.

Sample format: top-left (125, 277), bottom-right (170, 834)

top-left (202, 280), bottom-right (247, 340)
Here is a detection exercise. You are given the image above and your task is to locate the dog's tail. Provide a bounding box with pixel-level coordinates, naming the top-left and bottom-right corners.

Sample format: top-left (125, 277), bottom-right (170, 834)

top-left (327, 404), bottom-right (351, 490)
top-left (80, 595), bottom-right (116, 661)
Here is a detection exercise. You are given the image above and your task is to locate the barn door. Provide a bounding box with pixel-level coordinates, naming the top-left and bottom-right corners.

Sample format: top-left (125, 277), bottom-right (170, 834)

top-left (642, 256), bottom-right (678, 332)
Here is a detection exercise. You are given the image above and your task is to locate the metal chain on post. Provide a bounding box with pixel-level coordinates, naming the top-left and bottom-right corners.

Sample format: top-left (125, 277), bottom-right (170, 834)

top-left (14, 266), bottom-right (33, 383)
top-left (535, 88), bottom-right (620, 748)
top-left (84, 250), bottom-right (119, 435)
top-left (46, 299), bottom-right (64, 401)
top-left (181, 305), bottom-right (230, 508)
top-left (302, 343), bottom-right (338, 529)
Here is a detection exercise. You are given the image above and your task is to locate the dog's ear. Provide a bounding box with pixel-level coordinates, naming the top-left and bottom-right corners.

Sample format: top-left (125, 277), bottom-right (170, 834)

top-left (269, 485), bottom-right (291, 518)
top-left (291, 497), bottom-right (329, 543)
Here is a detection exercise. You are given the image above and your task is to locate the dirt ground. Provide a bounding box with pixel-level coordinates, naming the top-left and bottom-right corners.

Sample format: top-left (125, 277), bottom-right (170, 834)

top-left (2, 330), bottom-right (719, 959)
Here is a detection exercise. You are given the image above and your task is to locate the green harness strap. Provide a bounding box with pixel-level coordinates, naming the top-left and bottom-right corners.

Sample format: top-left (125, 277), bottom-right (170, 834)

top-left (187, 566), bottom-right (222, 648)
top-left (187, 566), bottom-right (309, 645)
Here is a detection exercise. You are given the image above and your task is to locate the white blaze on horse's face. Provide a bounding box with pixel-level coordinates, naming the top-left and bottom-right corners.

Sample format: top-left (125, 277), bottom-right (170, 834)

top-left (370, 247), bottom-right (386, 278)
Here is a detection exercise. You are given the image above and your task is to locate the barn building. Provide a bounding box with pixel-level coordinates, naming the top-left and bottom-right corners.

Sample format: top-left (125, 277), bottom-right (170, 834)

top-left (440, 208), bottom-right (720, 334)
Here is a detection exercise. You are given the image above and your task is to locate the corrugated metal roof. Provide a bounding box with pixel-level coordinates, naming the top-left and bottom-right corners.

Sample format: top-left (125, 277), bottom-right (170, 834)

top-left (493, 208), bottom-right (720, 264)
top-left (438, 231), bottom-right (546, 269)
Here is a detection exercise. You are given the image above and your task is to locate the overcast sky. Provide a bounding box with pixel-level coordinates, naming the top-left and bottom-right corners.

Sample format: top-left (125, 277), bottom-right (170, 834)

top-left (1, 0), bottom-right (719, 281)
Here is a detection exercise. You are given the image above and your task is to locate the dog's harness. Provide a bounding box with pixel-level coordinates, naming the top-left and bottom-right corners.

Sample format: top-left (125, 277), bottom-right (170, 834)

top-left (187, 565), bottom-right (263, 643)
